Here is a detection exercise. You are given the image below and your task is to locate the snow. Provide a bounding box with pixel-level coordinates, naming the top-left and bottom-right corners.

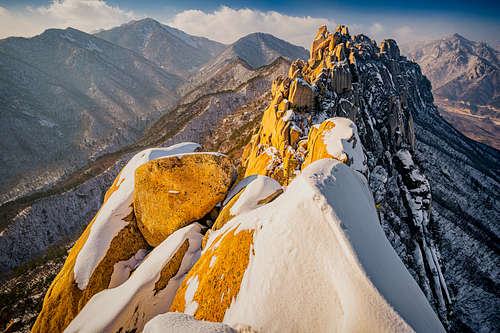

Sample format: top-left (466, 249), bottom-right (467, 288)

top-left (161, 24), bottom-right (198, 49)
top-left (86, 40), bottom-right (102, 53)
top-left (321, 117), bottom-right (368, 175)
top-left (61, 32), bottom-right (76, 42)
top-left (395, 149), bottom-right (414, 168)
top-left (223, 175), bottom-right (260, 206)
top-left (39, 119), bottom-right (56, 128)
top-left (296, 77), bottom-right (312, 87)
top-left (184, 275), bottom-right (200, 315)
top-left (229, 176), bottom-right (282, 216)
top-left (209, 256), bottom-right (217, 268)
top-left (108, 249), bottom-right (149, 289)
top-left (143, 313), bottom-right (236, 333)
top-left (65, 223), bottom-right (203, 333)
top-left (73, 142), bottom-right (201, 290)
top-left (204, 159), bottom-right (444, 333)
top-left (281, 110), bottom-right (295, 122)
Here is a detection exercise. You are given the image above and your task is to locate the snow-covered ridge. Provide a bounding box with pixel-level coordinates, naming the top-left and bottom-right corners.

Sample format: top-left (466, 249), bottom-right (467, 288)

top-left (201, 159), bottom-right (445, 332)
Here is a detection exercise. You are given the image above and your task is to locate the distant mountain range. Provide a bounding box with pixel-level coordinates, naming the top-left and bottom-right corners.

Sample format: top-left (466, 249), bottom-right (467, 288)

top-left (0, 26), bottom-right (181, 203)
top-left (0, 18), bottom-right (307, 204)
top-left (95, 18), bottom-right (226, 76)
top-left (179, 32), bottom-right (308, 95)
top-left (407, 34), bottom-right (500, 149)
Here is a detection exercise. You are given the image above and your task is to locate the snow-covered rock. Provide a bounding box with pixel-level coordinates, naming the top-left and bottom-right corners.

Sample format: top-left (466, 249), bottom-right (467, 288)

top-left (171, 159), bottom-right (445, 333)
top-left (32, 143), bottom-right (202, 333)
top-left (65, 223), bottom-right (203, 333)
top-left (143, 313), bottom-right (236, 333)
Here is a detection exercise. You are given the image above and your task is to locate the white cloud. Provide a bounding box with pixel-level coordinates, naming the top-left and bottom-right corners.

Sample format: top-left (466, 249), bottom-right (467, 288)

top-left (369, 23), bottom-right (384, 36)
top-left (0, 0), bottom-right (136, 39)
top-left (167, 6), bottom-right (336, 48)
top-left (394, 25), bottom-right (415, 40)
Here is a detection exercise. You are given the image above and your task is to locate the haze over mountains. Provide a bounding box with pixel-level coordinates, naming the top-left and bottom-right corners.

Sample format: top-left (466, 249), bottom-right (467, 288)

top-left (408, 34), bottom-right (500, 149)
top-left (0, 18), bottom-right (307, 205)
top-left (0, 27), bottom-right (181, 204)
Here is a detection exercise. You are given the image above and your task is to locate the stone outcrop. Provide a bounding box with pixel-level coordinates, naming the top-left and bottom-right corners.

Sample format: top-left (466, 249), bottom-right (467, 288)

top-left (288, 78), bottom-right (314, 111)
top-left (302, 117), bottom-right (367, 176)
top-left (31, 145), bottom-right (235, 333)
top-left (379, 39), bottom-right (400, 59)
top-left (31, 177), bottom-right (149, 333)
top-left (241, 26), bottom-right (370, 186)
top-left (170, 226), bottom-right (255, 322)
top-left (169, 159), bottom-right (445, 332)
top-left (133, 153), bottom-right (236, 246)
top-left (236, 24), bottom-right (454, 329)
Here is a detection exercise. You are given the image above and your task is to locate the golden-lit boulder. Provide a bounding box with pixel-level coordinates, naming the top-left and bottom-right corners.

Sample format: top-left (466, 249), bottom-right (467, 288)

top-left (288, 59), bottom-right (306, 80)
top-left (302, 118), bottom-right (367, 175)
top-left (134, 153), bottom-right (236, 246)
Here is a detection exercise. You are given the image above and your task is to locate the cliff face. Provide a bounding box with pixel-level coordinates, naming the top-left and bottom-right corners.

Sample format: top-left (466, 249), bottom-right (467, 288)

top-left (238, 25), bottom-right (499, 331)
top-left (240, 24), bottom-right (449, 320)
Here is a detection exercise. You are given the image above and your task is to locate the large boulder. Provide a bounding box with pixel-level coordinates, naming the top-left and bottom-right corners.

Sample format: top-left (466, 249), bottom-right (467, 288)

top-left (134, 153), bottom-right (236, 246)
top-left (32, 143), bottom-right (201, 333)
top-left (303, 117), bottom-right (367, 176)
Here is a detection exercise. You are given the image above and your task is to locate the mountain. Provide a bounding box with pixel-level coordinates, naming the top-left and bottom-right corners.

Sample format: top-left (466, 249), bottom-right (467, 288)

top-left (95, 18), bottom-right (226, 77)
top-left (212, 32), bottom-right (308, 69)
top-left (0, 21), bottom-right (307, 206)
top-left (30, 22), bottom-right (448, 330)
top-left (180, 32), bottom-right (308, 95)
top-left (407, 34), bottom-right (500, 149)
top-left (1, 25), bottom-right (499, 333)
top-left (0, 27), bottom-right (183, 205)
top-left (0, 55), bottom-right (290, 333)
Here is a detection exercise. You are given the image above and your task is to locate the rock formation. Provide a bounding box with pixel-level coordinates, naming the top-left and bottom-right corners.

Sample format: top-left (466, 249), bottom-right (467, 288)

top-left (32, 143), bottom-right (236, 332)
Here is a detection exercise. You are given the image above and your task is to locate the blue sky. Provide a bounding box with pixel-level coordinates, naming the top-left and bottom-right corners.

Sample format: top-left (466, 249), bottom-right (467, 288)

top-left (0, 0), bottom-right (499, 49)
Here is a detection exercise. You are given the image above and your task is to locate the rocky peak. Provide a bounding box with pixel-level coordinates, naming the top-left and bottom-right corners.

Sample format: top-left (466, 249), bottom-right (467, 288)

top-left (8, 23), bottom-right (497, 333)
top-left (239, 24), bottom-right (453, 327)
top-left (379, 39), bottom-right (400, 59)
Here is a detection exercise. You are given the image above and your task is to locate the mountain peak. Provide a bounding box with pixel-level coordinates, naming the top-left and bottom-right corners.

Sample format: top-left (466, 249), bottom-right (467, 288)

top-left (226, 32), bottom-right (308, 68)
top-left (126, 17), bottom-right (162, 28)
top-left (451, 32), bottom-right (466, 40)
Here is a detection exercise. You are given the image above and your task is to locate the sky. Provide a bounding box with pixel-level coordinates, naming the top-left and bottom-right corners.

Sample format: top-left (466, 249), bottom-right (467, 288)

top-left (0, 0), bottom-right (499, 49)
